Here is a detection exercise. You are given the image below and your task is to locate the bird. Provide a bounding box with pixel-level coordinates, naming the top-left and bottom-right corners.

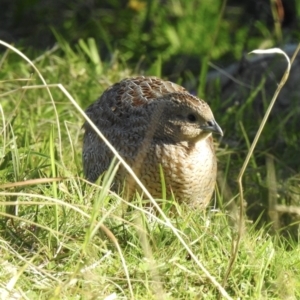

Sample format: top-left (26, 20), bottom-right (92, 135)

top-left (82, 76), bottom-right (223, 208)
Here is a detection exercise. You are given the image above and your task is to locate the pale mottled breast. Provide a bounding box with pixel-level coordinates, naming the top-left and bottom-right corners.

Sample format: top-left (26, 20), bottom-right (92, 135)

top-left (136, 135), bottom-right (217, 207)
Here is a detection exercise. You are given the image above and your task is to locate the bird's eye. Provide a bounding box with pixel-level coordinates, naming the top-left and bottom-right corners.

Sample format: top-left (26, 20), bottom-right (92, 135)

top-left (187, 114), bottom-right (196, 123)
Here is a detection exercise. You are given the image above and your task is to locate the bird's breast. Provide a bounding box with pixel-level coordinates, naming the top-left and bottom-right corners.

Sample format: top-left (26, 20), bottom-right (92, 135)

top-left (136, 137), bottom-right (217, 206)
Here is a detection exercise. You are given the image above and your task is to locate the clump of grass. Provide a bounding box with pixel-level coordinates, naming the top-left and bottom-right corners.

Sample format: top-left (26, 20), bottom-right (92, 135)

top-left (1, 38), bottom-right (300, 300)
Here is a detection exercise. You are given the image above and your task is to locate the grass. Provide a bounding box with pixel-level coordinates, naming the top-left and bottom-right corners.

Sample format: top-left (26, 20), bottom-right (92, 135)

top-left (1, 5), bottom-right (300, 299)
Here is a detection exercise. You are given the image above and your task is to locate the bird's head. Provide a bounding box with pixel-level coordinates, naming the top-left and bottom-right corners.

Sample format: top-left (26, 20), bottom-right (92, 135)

top-left (151, 93), bottom-right (223, 143)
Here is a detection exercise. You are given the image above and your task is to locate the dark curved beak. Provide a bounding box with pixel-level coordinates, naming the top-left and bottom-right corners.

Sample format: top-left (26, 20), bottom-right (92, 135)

top-left (201, 120), bottom-right (223, 136)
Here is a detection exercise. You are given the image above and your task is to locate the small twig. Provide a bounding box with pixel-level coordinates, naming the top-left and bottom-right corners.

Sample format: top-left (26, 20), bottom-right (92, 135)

top-left (0, 177), bottom-right (66, 189)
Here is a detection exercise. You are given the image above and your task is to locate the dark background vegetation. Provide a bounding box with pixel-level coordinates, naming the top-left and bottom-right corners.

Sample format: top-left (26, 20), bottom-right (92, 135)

top-left (1, 0), bottom-right (300, 231)
top-left (1, 0), bottom-right (298, 66)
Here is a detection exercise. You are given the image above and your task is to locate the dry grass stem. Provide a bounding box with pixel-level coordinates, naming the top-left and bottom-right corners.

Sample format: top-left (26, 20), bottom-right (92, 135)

top-left (222, 44), bottom-right (300, 289)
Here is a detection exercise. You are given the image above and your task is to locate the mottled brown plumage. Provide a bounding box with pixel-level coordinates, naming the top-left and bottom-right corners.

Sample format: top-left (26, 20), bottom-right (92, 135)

top-left (82, 76), bottom-right (222, 208)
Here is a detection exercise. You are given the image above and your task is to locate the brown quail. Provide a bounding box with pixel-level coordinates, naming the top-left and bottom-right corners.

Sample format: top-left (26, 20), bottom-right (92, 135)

top-left (82, 76), bottom-right (223, 208)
